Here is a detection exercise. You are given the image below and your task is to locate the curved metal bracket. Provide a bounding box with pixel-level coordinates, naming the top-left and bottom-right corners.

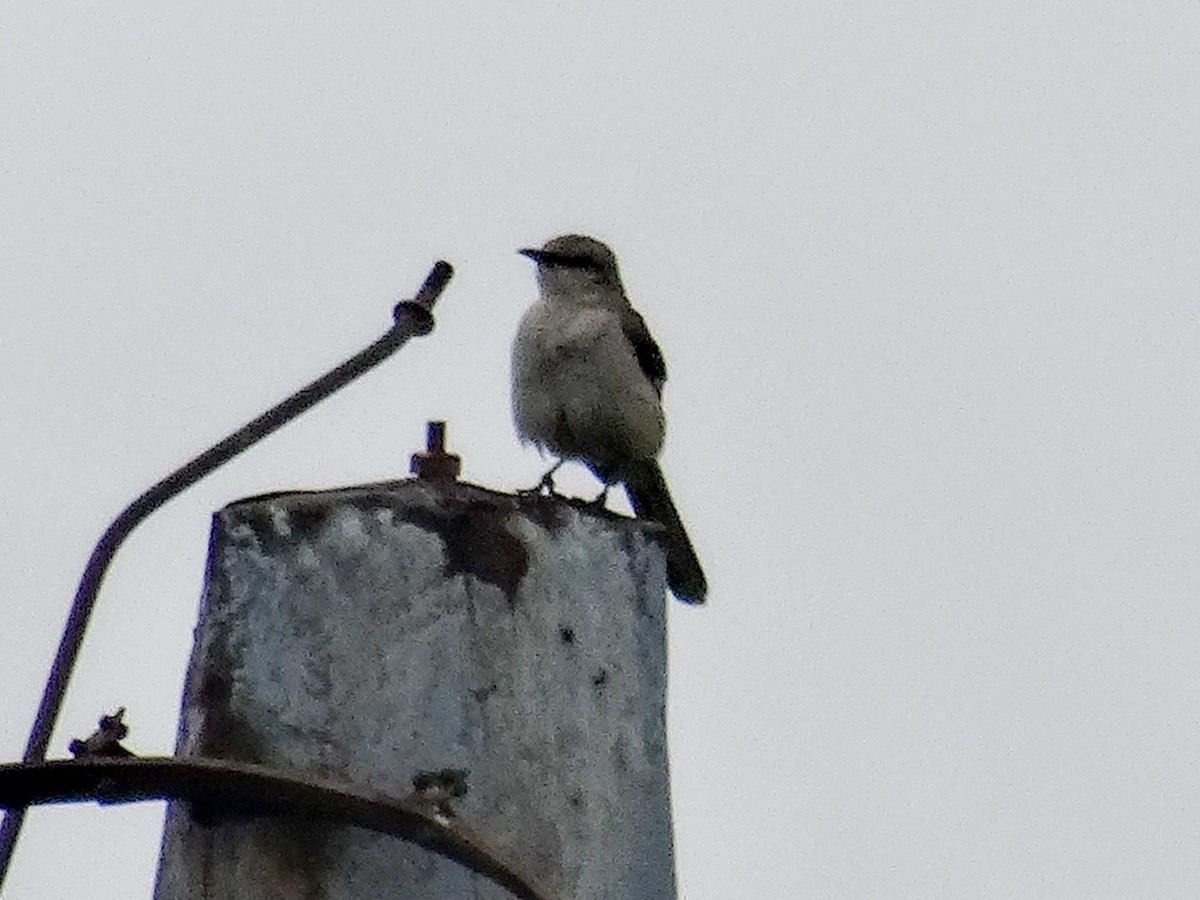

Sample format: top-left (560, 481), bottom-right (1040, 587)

top-left (0, 756), bottom-right (555, 900)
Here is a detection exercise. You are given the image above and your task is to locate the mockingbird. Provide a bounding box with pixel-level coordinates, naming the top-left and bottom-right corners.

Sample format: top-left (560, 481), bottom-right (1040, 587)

top-left (512, 234), bottom-right (707, 604)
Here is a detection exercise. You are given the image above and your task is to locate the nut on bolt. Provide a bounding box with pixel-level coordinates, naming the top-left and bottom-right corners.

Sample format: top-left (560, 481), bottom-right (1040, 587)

top-left (410, 421), bottom-right (461, 481)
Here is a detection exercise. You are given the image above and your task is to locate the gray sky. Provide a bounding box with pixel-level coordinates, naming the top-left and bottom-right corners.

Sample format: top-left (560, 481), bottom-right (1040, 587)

top-left (2, 2), bottom-right (1198, 897)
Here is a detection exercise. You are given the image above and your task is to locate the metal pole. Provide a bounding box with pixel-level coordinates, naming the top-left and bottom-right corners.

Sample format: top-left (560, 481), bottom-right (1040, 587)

top-left (0, 261), bottom-right (453, 890)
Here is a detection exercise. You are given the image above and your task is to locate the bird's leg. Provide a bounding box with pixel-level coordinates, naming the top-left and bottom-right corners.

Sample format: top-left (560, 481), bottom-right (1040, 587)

top-left (583, 464), bottom-right (617, 509)
top-left (588, 483), bottom-right (612, 509)
top-left (520, 459), bottom-right (564, 496)
top-left (538, 461), bottom-right (562, 494)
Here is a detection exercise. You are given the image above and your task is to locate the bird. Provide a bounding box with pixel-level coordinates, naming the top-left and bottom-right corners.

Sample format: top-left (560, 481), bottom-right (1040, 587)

top-left (511, 234), bottom-right (707, 604)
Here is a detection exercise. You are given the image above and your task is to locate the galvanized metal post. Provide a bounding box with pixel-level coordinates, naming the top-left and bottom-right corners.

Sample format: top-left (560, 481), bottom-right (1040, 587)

top-left (153, 473), bottom-right (677, 899)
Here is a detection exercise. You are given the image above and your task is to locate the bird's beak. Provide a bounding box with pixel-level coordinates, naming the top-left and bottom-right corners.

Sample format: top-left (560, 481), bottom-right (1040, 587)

top-left (517, 247), bottom-right (543, 262)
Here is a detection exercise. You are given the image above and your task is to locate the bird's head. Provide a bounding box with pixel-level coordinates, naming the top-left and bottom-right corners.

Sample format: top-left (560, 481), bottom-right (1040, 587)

top-left (518, 234), bottom-right (623, 292)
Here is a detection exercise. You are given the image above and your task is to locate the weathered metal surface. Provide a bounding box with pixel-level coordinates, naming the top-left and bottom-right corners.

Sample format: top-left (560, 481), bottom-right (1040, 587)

top-left (155, 479), bottom-right (676, 899)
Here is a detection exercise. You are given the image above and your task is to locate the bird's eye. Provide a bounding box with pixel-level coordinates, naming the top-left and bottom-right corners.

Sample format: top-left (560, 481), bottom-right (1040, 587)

top-left (544, 252), bottom-right (602, 273)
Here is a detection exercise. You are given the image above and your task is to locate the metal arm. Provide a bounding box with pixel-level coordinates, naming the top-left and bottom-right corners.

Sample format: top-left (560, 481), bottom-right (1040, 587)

top-left (0, 261), bottom-right (453, 888)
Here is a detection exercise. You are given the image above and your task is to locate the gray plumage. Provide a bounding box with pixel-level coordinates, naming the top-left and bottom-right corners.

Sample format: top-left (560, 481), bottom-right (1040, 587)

top-left (512, 234), bottom-right (707, 604)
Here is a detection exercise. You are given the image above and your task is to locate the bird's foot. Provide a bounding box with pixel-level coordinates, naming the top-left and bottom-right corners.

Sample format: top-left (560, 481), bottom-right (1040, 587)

top-left (518, 464), bottom-right (562, 497)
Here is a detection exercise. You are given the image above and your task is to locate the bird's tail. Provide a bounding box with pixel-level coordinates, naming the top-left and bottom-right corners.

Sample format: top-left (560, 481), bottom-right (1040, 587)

top-left (623, 461), bottom-right (707, 604)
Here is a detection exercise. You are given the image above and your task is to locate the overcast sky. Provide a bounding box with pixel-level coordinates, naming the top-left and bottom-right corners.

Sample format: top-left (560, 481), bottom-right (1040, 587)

top-left (3, 2), bottom-right (1198, 898)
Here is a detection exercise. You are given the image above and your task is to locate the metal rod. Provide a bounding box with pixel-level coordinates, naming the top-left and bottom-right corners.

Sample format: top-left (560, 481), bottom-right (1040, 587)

top-left (0, 756), bottom-right (555, 900)
top-left (0, 261), bottom-right (454, 889)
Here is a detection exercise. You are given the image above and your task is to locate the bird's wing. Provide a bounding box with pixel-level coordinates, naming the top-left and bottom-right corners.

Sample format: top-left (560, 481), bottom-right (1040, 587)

top-left (621, 309), bottom-right (667, 396)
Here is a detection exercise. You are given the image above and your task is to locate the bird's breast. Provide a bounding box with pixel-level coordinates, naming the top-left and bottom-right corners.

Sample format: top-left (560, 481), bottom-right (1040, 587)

top-left (525, 303), bottom-right (615, 358)
top-left (511, 300), bottom-right (663, 470)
